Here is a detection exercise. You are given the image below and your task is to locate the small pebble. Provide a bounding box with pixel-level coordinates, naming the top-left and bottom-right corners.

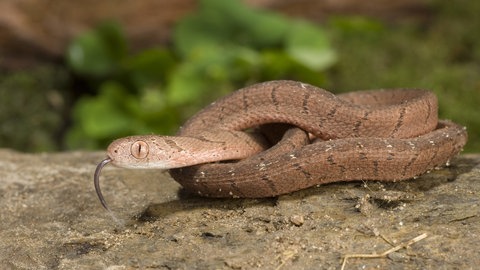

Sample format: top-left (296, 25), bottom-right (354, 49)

top-left (289, 215), bottom-right (304, 226)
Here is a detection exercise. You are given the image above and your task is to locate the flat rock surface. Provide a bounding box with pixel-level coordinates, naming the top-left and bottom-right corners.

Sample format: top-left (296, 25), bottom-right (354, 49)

top-left (0, 149), bottom-right (478, 269)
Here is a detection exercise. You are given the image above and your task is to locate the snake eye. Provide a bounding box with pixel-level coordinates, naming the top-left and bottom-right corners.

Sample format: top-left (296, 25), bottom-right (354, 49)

top-left (131, 141), bottom-right (149, 159)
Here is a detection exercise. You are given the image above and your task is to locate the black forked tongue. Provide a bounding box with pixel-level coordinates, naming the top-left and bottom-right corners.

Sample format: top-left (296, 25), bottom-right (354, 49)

top-left (94, 158), bottom-right (112, 211)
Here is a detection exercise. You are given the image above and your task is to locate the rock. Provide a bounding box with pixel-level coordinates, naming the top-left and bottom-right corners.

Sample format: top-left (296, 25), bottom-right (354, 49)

top-left (289, 215), bottom-right (305, 226)
top-left (0, 149), bottom-right (478, 269)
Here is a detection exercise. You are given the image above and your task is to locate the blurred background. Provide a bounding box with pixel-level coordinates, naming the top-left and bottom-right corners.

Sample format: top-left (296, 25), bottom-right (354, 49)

top-left (0, 0), bottom-right (478, 152)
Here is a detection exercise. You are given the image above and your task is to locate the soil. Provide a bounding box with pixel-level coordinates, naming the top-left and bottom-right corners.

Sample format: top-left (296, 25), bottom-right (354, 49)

top-left (0, 149), bottom-right (479, 269)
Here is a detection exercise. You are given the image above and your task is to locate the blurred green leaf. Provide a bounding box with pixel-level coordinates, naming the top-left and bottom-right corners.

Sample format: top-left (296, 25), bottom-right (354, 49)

top-left (174, 0), bottom-right (288, 58)
top-left (166, 44), bottom-right (255, 107)
top-left (73, 81), bottom-right (133, 138)
top-left (139, 87), bottom-right (167, 115)
top-left (122, 48), bottom-right (176, 89)
top-left (286, 21), bottom-right (337, 70)
top-left (329, 16), bottom-right (385, 37)
top-left (67, 22), bottom-right (127, 77)
top-left (167, 64), bottom-right (210, 106)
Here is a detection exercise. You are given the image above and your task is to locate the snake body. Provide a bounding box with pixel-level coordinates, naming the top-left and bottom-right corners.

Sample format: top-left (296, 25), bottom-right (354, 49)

top-left (96, 80), bottom-right (467, 206)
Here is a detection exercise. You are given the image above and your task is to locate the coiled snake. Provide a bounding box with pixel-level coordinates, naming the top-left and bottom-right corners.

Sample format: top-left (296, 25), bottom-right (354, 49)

top-left (94, 80), bottom-right (467, 210)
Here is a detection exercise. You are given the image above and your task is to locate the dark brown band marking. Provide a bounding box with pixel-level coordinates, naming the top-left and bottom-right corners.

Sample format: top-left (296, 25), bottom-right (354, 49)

top-left (271, 86), bottom-right (280, 111)
top-left (302, 92), bottom-right (311, 115)
top-left (260, 174), bottom-right (277, 194)
top-left (242, 90), bottom-right (249, 113)
top-left (353, 111), bottom-right (371, 137)
top-left (391, 106), bottom-right (406, 137)
top-left (164, 139), bottom-right (184, 152)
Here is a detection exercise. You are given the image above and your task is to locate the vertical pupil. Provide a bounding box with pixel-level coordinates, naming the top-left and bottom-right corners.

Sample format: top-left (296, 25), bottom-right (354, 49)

top-left (132, 141), bottom-right (148, 158)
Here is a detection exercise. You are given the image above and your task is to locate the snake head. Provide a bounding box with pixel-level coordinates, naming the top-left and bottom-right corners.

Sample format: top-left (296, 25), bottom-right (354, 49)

top-left (106, 135), bottom-right (184, 169)
top-left (94, 135), bottom-right (174, 211)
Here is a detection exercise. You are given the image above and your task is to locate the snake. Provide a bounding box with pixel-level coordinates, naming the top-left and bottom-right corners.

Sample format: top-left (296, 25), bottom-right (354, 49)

top-left (94, 80), bottom-right (467, 210)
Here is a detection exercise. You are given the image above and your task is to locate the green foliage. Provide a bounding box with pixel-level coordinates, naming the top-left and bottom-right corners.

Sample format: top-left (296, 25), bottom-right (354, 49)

top-left (66, 0), bottom-right (336, 149)
top-left (286, 21), bottom-right (337, 70)
top-left (326, 11), bottom-right (480, 152)
top-left (67, 22), bottom-right (127, 77)
top-left (0, 67), bottom-right (68, 151)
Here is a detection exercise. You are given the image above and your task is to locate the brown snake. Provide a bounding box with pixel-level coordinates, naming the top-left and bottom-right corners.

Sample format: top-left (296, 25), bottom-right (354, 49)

top-left (94, 80), bottom-right (467, 210)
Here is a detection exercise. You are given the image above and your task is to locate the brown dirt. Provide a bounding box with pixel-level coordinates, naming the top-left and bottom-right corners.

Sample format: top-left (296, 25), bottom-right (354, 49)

top-left (0, 149), bottom-right (478, 269)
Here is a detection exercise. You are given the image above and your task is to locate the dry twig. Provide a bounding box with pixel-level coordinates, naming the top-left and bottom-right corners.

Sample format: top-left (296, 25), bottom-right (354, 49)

top-left (340, 233), bottom-right (427, 270)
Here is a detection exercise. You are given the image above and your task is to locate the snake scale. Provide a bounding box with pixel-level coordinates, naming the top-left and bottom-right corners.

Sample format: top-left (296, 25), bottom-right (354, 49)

top-left (94, 80), bottom-right (467, 209)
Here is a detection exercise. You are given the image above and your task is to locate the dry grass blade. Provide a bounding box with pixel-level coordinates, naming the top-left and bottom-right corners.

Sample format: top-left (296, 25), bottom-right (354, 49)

top-left (340, 233), bottom-right (427, 270)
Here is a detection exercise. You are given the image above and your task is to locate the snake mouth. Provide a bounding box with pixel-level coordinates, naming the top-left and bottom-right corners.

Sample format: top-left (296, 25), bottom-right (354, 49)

top-left (94, 158), bottom-right (112, 211)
